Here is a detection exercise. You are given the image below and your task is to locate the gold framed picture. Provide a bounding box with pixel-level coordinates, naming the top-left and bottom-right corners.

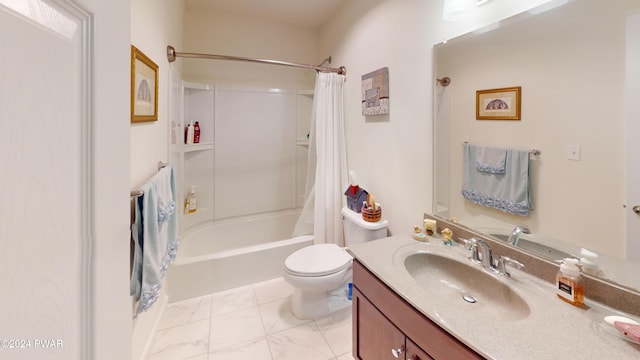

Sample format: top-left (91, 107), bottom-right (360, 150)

top-left (476, 86), bottom-right (521, 120)
top-left (131, 46), bottom-right (158, 123)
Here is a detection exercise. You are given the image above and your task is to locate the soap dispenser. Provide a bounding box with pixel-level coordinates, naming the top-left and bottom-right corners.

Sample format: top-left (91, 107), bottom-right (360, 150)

top-left (556, 258), bottom-right (584, 307)
top-left (579, 248), bottom-right (601, 276)
top-left (184, 186), bottom-right (197, 214)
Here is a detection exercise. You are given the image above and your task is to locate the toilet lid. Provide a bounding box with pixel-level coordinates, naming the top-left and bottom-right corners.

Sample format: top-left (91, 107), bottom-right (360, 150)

top-left (285, 244), bottom-right (353, 276)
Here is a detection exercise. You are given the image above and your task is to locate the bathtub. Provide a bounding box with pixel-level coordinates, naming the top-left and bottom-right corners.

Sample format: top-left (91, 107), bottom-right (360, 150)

top-left (166, 209), bottom-right (313, 302)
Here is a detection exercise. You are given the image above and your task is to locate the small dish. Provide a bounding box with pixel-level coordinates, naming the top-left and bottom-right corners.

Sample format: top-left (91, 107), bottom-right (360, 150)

top-left (604, 316), bottom-right (639, 326)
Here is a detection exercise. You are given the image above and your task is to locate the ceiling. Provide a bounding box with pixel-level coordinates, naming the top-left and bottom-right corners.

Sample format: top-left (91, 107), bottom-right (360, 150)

top-left (184, 0), bottom-right (347, 28)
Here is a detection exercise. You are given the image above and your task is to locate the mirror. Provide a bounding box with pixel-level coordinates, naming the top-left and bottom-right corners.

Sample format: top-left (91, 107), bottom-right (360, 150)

top-left (433, 0), bottom-right (640, 292)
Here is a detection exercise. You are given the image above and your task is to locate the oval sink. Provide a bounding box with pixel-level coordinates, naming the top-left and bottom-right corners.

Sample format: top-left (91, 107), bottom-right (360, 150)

top-left (404, 252), bottom-right (531, 322)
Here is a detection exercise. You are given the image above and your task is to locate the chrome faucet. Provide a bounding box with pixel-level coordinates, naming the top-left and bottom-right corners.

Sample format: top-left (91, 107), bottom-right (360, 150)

top-left (506, 226), bottom-right (531, 246)
top-left (468, 238), bottom-right (495, 269)
top-left (466, 237), bottom-right (525, 276)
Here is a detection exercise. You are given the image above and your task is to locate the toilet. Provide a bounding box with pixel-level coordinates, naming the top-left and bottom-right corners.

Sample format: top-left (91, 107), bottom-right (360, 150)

top-left (283, 206), bottom-right (389, 319)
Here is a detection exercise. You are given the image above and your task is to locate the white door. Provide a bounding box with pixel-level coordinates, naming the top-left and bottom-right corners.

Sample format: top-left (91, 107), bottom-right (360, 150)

top-left (625, 14), bottom-right (640, 262)
top-left (626, 12), bottom-right (640, 263)
top-left (0, 1), bottom-right (91, 358)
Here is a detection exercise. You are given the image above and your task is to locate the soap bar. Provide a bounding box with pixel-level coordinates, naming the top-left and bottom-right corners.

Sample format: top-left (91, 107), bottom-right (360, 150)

top-left (614, 321), bottom-right (640, 342)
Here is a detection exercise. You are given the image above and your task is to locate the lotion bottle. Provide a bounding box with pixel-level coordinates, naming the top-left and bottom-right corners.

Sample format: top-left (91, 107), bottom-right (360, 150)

top-left (186, 123), bottom-right (195, 145)
top-left (556, 258), bottom-right (584, 307)
top-left (184, 186), bottom-right (197, 214)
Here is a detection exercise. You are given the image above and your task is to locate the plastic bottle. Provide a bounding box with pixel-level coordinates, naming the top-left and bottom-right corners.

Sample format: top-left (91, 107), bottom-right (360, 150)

top-left (175, 123), bottom-right (182, 144)
top-left (193, 121), bottom-right (201, 144)
top-left (579, 248), bottom-right (601, 276)
top-left (556, 258), bottom-right (584, 307)
top-left (184, 186), bottom-right (197, 214)
top-left (186, 123), bottom-right (195, 145)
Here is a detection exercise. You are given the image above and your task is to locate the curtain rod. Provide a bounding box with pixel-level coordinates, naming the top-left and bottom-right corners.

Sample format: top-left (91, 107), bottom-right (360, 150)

top-left (166, 46), bottom-right (347, 75)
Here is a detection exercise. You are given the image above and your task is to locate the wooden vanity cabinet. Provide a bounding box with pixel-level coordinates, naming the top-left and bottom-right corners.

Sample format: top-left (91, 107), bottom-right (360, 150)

top-left (352, 260), bottom-right (483, 360)
top-left (406, 338), bottom-right (433, 360)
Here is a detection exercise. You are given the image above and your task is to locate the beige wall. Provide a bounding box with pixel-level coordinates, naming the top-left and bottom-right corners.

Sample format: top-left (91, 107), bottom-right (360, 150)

top-left (182, 6), bottom-right (318, 89)
top-left (130, 0), bottom-right (184, 188)
top-left (318, 0), bottom-right (553, 237)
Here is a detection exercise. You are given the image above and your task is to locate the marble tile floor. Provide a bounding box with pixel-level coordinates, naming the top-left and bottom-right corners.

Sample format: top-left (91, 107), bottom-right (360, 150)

top-left (146, 277), bottom-right (355, 360)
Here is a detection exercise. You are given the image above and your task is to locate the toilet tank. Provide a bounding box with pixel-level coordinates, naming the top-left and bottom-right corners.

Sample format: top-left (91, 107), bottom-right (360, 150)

top-left (341, 206), bottom-right (389, 246)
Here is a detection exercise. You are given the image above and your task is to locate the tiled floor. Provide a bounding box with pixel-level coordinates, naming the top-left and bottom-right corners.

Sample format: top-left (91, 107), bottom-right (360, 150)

top-left (146, 278), bottom-right (355, 360)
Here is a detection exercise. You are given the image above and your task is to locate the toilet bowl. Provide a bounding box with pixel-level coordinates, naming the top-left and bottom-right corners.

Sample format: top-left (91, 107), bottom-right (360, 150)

top-left (284, 243), bottom-right (353, 319)
top-left (283, 206), bottom-right (389, 319)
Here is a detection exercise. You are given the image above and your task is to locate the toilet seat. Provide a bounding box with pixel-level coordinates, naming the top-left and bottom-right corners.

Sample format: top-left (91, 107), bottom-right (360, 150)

top-left (285, 244), bottom-right (352, 277)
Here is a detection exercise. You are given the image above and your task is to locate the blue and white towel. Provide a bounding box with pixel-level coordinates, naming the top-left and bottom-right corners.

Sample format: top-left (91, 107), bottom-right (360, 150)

top-left (462, 143), bottom-right (533, 216)
top-left (474, 145), bottom-right (507, 174)
top-left (130, 165), bottom-right (179, 316)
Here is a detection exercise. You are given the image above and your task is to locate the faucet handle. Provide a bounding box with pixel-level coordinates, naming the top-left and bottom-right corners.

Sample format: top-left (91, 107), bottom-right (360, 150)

top-left (459, 237), bottom-right (477, 251)
top-left (497, 256), bottom-right (524, 277)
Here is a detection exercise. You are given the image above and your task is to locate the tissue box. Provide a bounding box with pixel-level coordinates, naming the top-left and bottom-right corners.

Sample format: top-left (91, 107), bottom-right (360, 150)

top-left (344, 185), bottom-right (368, 213)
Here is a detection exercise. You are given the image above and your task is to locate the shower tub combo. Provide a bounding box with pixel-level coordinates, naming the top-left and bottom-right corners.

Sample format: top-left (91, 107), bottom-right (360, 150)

top-left (166, 209), bottom-right (312, 301)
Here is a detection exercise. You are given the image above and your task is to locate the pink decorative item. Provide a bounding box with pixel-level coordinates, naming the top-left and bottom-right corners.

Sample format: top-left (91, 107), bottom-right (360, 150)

top-left (614, 321), bottom-right (640, 342)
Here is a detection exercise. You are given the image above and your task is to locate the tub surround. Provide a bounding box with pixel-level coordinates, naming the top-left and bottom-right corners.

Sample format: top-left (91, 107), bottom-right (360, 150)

top-left (166, 210), bottom-right (312, 301)
top-left (348, 234), bottom-right (640, 359)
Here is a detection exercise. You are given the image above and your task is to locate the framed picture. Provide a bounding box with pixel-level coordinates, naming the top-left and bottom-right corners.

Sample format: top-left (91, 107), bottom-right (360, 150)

top-left (131, 46), bottom-right (158, 123)
top-left (476, 86), bottom-right (521, 120)
top-left (361, 67), bottom-right (389, 116)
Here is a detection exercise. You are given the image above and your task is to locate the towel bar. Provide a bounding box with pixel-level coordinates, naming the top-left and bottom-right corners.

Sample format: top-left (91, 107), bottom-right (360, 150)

top-left (462, 142), bottom-right (541, 157)
top-left (130, 161), bottom-right (169, 198)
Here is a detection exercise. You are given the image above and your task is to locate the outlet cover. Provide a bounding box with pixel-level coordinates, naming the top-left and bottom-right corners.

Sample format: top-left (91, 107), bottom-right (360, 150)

top-left (567, 144), bottom-right (581, 161)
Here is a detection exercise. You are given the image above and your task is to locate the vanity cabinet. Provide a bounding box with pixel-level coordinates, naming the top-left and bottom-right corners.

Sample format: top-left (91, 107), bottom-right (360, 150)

top-left (352, 260), bottom-right (483, 360)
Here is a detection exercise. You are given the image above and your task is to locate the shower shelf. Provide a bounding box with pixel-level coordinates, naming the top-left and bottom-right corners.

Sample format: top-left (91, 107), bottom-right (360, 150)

top-left (172, 142), bottom-right (215, 153)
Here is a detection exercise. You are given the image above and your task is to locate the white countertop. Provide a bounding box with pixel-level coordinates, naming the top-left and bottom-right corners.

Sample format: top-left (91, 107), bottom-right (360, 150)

top-left (348, 235), bottom-right (640, 359)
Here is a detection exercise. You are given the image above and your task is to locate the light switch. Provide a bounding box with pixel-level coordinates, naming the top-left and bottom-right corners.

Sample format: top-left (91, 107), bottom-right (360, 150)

top-left (567, 145), bottom-right (581, 161)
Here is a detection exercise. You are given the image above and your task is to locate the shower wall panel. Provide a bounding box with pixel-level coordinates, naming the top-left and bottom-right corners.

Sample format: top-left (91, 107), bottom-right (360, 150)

top-left (215, 88), bottom-right (297, 218)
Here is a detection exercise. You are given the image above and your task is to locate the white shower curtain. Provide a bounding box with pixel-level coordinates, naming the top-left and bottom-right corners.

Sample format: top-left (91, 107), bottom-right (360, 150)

top-left (293, 72), bottom-right (348, 246)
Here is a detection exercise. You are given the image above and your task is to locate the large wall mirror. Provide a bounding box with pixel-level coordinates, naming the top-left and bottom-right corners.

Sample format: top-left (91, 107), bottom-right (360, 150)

top-left (433, 0), bottom-right (640, 292)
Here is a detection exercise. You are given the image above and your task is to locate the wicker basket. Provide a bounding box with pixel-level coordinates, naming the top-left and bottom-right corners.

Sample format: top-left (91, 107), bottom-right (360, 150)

top-left (361, 205), bottom-right (382, 222)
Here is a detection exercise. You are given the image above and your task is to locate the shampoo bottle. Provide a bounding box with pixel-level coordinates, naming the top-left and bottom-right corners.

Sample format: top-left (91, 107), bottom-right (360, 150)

top-left (186, 123), bottom-right (195, 145)
top-left (184, 186), bottom-right (197, 214)
top-left (194, 121), bottom-right (201, 144)
top-left (556, 258), bottom-right (584, 307)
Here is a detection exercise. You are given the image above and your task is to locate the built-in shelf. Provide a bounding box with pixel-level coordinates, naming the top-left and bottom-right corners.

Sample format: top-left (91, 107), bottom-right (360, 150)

top-left (183, 81), bottom-right (213, 91)
top-left (296, 139), bottom-right (310, 146)
top-left (297, 89), bottom-right (314, 96)
top-left (172, 142), bottom-right (215, 153)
